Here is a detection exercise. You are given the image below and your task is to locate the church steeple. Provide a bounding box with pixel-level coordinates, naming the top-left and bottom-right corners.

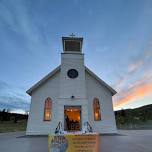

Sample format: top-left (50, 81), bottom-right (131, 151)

top-left (62, 35), bottom-right (83, 53)
top-left (60, 35), bottom-right (86, 99)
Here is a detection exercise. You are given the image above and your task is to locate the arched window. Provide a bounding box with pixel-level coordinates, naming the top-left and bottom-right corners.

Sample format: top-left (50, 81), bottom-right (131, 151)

top-left (93, 98), bottom-right (101, 121)
top-left (44, 97), bottom-right (52, 121)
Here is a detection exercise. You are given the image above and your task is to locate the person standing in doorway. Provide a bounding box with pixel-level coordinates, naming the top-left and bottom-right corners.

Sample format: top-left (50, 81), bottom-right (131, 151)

top-left (65, 115), bottom-right (70, 130)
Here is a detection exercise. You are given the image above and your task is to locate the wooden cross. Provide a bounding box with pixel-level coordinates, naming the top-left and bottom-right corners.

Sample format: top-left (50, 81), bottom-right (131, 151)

top-left (69, 33), bottom-right (75, 37)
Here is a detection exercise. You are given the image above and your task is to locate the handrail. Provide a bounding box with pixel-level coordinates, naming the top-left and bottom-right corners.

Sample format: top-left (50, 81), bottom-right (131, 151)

top-left (82, 121), bottom-right (93, 133)
top-left (55, 121), bottom-right (63, 134)
top-left (86, 121), bottom-right (93, 132)
top-left (55, 121), bottom-right (93, 134)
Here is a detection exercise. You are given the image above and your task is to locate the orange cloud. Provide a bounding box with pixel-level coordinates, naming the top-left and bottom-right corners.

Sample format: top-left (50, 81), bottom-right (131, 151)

top-left (113, 40), bottom-right (152, 109)
top-left (113, 79), bottom-right (152, 109)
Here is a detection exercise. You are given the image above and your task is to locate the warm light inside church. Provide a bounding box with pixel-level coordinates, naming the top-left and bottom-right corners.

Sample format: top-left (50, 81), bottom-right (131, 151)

top-left (44, 97), bottom-right (52, 121)
top-left (45, 110), bottom-right (51, 120)
top-left (65, 108), bottom-right (80, 122)
top-left (64, 107), bottom-right (81, 131)
top-left (93, 98), bottom-right (101, 121)
top-left (95, 112), bottom-right (98, 117)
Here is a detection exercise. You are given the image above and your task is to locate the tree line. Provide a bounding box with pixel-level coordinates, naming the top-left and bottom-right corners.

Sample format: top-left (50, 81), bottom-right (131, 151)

top-left (0, 109), bottom-right (28, 123)
top-left (115, 104), bottom-right (152, 129)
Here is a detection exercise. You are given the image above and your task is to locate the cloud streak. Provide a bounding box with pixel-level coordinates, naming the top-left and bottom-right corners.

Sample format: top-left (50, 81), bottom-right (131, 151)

top-left (0, 81), bottom-right (30, 111)
top-left (113, 40), bottom-right (152, 109)
top-left (128, 60), bottom-right (144, 73)
top-left (0, 0), bottom-right (51, 58)
top-left (113, 75), bottom-right (152, 109)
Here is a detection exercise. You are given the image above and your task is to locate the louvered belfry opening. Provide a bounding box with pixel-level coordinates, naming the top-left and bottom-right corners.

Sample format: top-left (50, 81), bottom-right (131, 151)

top-left (65, 40), bottom-right (81, 52)
top-left (62, 36), bottom-right (83, 53)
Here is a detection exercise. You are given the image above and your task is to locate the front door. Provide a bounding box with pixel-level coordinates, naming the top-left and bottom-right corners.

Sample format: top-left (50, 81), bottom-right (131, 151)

top-left (64, 106), bottom-right (81, 131)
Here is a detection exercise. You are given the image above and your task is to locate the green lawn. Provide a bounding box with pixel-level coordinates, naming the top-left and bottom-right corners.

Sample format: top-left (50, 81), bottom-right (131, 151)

top-left (0, 120), bottom-right (27, 133)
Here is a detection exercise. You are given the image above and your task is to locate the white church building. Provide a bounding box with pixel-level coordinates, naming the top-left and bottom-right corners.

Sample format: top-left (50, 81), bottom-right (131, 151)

top-left (26, 36), bottom-right (117, 135)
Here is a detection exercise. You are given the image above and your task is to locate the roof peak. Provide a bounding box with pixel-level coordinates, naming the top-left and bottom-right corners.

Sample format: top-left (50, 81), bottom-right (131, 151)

top-left (26, 66), bottom-right (117, 96)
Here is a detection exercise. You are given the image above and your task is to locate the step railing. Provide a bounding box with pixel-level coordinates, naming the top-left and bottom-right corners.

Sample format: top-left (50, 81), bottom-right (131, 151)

top-left (55, 121), bottom-right (93, 134)
top-left (55, 121), bottom-right (63, 134)
top-left (82, 121), bottom-right (93, 133)
top-left (86, 121), bottom-right (93, 132)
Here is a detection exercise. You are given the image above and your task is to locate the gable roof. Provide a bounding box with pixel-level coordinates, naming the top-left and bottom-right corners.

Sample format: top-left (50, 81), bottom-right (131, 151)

top-left (26, 65), bottom-right (117, 96)
top-left (26, 66), bottom-right (60, 95)
top-left (85, 66), bottom-right (117, 96)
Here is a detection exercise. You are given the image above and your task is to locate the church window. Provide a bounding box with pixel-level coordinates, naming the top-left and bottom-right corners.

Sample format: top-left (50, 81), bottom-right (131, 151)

top-left (44, 97), bottom-right (52, 121)
top-left (93, 98), bottom-right (101, 121)
top-left (67, 69), bottom-right (78, 78)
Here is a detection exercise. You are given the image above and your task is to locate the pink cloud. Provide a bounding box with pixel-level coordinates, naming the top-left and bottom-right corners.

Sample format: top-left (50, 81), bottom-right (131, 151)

top-left (113, 72), bottom-right (152, 109)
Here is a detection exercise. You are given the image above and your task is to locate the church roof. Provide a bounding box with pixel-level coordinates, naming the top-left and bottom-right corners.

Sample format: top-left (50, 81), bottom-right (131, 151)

top-left (26, 66), bottom-right (117, 96)
top-left (26, 66), bottom-right (60, 95)
top-left (85, 67), bottom-right (117, 95)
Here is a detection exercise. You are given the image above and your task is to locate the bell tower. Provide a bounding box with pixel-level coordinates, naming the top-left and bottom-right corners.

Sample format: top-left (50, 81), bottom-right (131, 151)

top-left (60, 35), bottom-right (86, 98)
top-left (58, 35), bottom-right (89, 126)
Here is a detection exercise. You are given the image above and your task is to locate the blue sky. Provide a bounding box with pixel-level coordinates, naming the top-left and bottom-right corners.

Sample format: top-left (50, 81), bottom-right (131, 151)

top-left (0, 0), bottom-right (152, 113)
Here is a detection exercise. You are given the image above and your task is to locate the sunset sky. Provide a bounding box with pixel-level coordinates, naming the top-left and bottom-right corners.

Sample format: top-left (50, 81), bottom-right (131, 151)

top-left (0, 0), bottom-right (152, 113)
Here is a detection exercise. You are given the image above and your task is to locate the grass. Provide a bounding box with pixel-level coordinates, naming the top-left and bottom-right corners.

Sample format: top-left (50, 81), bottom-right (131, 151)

top-left (0, 120), bottom-right (27, 133)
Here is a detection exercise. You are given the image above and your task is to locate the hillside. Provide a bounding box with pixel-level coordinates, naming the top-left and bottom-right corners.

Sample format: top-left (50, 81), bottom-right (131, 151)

top-left (0, 110), bottom-right (28, 133)
top-left (115, 104), bottom-right (152, 129)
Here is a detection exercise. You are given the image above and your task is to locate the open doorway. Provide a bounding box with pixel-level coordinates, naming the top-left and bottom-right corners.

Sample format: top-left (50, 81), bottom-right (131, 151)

top-left (64, 106), bottom-right (81, 131)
